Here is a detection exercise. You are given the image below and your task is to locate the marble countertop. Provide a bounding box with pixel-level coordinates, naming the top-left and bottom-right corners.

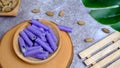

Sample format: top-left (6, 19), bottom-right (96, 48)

top-left (0, 0), bottom-right (115, 68)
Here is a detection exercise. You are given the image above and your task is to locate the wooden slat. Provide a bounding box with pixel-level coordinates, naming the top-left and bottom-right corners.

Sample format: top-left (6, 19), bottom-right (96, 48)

top-left (91, 49), bottom-right (120, 68)
top-left (84, 40), bottom-right (120, 66)
top-left (107, 59), bottom-right (120, 68)
top-left (79, 32), bottom-right (120, 58)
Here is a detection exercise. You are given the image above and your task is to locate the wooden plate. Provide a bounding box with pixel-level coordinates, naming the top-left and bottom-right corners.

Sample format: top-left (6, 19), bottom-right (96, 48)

top-left (0, 20), bottom-right (73, 68)
top-left (13, 19), bottom-right (61, 64)
top-left (0, 0), bottom-right (21, 16)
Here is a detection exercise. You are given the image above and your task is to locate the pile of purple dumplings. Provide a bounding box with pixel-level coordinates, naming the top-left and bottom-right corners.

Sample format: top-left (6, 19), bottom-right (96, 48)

top-left (18, 19), bottom-right (72, 60)
top-left (18, 19), bottom-right (58, 60)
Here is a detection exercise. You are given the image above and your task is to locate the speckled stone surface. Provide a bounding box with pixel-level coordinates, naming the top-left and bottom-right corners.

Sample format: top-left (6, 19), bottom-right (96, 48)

top-left (0, 0), bottom-right (115, 68)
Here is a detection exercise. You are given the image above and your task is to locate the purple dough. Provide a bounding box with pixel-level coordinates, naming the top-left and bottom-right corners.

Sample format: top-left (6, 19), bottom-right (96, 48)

top-left (24, 48), bottom-right (43, 57)
top-left (26, 46), bottom-right (43, 51)
top-left (29, 26), bottom-right (47, 42)
top-left (20, 31), bottom-right (33, 47)
top-left (31, 25), bottom-right (47, 41)
top-left (27, 26), bottom-right (46, 42)
top-left (46, 42), bottom-right (50, 46)
top-left (28, 26), bottom-right (46, 42)
top-left (36, 38), bottom-right (53, 53)
top-left (39, 28), bottom-right (45, 33)
top-left (27, 26), bottom-right (42, 37)
top-left (58, 25), bottom-right (72, 33)
top-left (24, 29), bottom-right (37, 41)
top-left (34, 42), bottom-right (41, 46)
top-left (48, 28), bottom-right (58, 43)
top-left (30, 19), bottom-right (49, 30)
top-left (33, 51), bottom-right (49, 60)
top-left (18, 37), bottom-right (26, 53)
top-left (32, 25), bottom-right (45, 33)
top-left (40, 35), bottom-right (47, 42)
top-left (46, 32), bottom-right (57, 51)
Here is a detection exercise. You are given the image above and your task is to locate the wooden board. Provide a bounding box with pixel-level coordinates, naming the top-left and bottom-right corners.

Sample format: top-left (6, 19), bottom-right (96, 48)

top-left (107, 59), bottom-right (120, 68)
top-left (0, 22), bottom-right (73, 68)
top-left (79, 31), bottom-right (120, 68)
top-left (79, 32), bottom-right (120, 59)
top-left (84, 40), bottom-right (120, 66)
top-left (91, 49), bottom-right (120, 68)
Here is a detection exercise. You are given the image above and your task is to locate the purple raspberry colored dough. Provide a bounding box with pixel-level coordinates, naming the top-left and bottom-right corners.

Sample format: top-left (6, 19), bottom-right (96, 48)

top-left (24, 29), bottom-right (37, 41)
top-left (18, 37), bottom-right (26, 53)
top-left (18, 19), bottom-right (60, 60)
top-left (33, 51), bottom-right (49, 60)
top-left (36, 38), bottom-right (53, 53)
top-left (20, 31), bottom-right (33, 47)
top-left (27, 26), bottom-right (46, 42)
top-left (58, 25), bottom-right (72, 33)
top-left (48, 28), bottom-right (58, 43)
top-left (32, 25), bottom-right (45, 33)
top-left (26, 46), bottom-right (43, 51)
top-left (30, 19), bottom-right (49, 30)
top-left (24, 48), bottom-right (43, 57)
top-left (34, 42), bottom-right (41, 46)
top-left (46, 32), bottom-right (57, 51)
